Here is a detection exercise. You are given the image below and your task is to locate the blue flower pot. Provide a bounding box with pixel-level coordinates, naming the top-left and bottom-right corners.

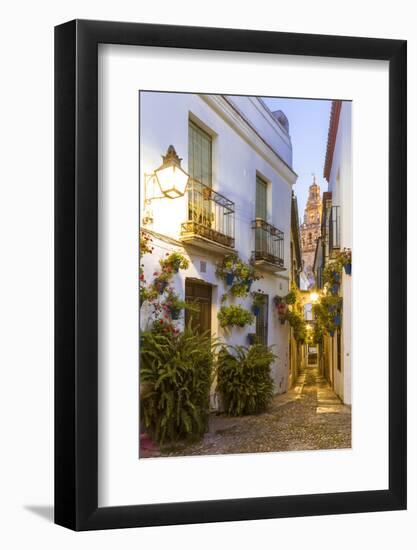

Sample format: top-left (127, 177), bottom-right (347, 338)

top-left (247, 333), bottom-right (257, 345)
top-left (170, 309), bottom-right (181, 320)
top-left (329, 330), bottom-right (335, 338)
top-left (330, 283), bottom-right (340, 295)
top-left (334, 315), bottom-right (341, 326)
top-left (252, 305), bottom-right (260, 316)
top-left (344, 263), bottom-right (352, 275)
top-left (333, 271), bottom-right (341, 283)
top-left (246, 279), bottom-right (253, 291)
top-left (225, 272), bottom-right (235, 286)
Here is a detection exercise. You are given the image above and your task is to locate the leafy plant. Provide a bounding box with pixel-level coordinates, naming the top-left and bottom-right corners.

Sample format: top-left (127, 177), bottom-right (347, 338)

top-left (160, 251), bottom-right (190, 273)
top-left (285, 288), bottom-right (297, 305)
top-left (322, 260), bottom-right (342, 286)
top-left (162, 287), bottom-right (200, 319)
top-left (217, 305), bottom-right (254, 328)
top-left (139, 231), bottom-right (153, 307)
top-left (229, 281), bottom-right (250, 297)
top-left (216, 254), bottom-right (260, 297)
top-left (140, 230), bottom-right (153, 255)
top-left (217, 344), bottom-right (276, 416)
top-left (285, 309), bottom-right (307, 343)
top-left (215, 253), bottom-right (240, 280)
top-left (153, 268), bottom-right (171, 282)
top-left (312, 295), bottom-right (342, 337)
top-left (162, 287), bottom-right (186, 319)
top-left (140, 325), bottom-right (215, 445)
top-left (251, 290), bottom-right (266, 309)
top-left (140, 285), bottom-right (157, 307)
top-left (332, 247), bottom-right (352, 267)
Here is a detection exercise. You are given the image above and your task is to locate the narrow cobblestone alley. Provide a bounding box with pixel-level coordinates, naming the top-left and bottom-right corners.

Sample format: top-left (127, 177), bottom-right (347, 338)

top-left (162, 366), bottom-right (351, 457)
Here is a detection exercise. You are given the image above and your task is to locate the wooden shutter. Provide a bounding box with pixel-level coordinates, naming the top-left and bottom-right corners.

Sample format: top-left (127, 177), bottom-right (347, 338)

top-left (188, 121), bottom-right (212, 187)
top-left (255, 176), bottom-right (267, 220)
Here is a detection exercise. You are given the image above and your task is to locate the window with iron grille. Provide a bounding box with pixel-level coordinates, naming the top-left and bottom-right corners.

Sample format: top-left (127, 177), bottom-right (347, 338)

top-left (329, 205), bottom-right (341, 252)
top-left (188, 120), bottom-right (212, 187)
top-left (255, 293), bottom-right (269, 346)
top-left (183, 120), bottom-right (235, 248)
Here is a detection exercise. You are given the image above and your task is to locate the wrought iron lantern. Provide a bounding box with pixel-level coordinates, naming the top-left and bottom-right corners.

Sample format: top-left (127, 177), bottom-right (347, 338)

top-left (154, 145), bottom-right (189, 199)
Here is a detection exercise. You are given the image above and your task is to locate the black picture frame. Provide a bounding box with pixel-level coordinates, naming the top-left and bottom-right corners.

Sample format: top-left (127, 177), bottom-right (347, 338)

top-left (55, 19), bottom-right (407, 531)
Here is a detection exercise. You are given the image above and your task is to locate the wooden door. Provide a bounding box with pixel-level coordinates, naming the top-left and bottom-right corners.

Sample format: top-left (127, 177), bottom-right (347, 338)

top-left (185, 279), bottom-right (212, 335)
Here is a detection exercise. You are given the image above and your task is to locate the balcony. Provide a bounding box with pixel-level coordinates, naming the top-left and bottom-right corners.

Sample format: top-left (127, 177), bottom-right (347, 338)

top-left (252, 218), bottom-right (285, 272)
top-left (329, 205), bottom-right (341, 254)
top-left (180, 179), bottom-right (235, 253)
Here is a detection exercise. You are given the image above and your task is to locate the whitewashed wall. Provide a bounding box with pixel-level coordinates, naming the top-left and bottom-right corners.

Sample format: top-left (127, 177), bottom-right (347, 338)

top-left (327, 102), bottom-right (352, 404)
top-left (140, 92), bottom-right (295, 392)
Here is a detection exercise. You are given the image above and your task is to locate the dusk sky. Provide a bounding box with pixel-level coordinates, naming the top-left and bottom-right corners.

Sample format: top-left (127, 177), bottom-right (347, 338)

top-left (262, 96), bottom-right (332, 221)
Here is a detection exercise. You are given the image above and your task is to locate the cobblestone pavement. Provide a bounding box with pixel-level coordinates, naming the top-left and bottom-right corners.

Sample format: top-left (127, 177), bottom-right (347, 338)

top-left (161, 367), bottom-right (351, 457)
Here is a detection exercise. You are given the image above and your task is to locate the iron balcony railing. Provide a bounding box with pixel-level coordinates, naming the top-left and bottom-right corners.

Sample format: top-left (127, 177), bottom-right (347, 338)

top-left (329, 205), bottom-right (341, 252)
top-left (180, 179), bottom-right (235, 248)
top-left (252, 218), bottom-right (284, 268)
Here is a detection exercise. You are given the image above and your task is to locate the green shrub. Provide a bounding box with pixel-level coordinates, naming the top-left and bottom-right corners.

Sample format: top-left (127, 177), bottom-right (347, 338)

top-left (285, 309), bottom-right (307, 343)
top-left (217, 344), bottom-right (276, 416)
top-left (217, 304), bottom-right (254, 328)
top-left (140, 326), bottom-right (214, 445)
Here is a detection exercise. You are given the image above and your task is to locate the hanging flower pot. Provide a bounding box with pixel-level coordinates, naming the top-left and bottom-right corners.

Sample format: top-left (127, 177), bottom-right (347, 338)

top-left (170, 308), bottom-right (181, 320)
top-left (246, 279), bottom-right (253, 291)
top-left (344, 262), bottom-right (352, 275)
top-left (329, 330), bottom-right (335, 337)
top-left (225, 272), bottom-right (235, 286)
top-left (154, 279), bottom-right (168, 294)
top-left (330, 283), bottom-right (340, 295)
top-left (333, 271), bottom-right (341, 283)
top-left (334, 314), bottom-right (341, 326)
top-left (252, 305), bottom-right (260, 316)
top-left (277, 302), bottom-right (287, 315)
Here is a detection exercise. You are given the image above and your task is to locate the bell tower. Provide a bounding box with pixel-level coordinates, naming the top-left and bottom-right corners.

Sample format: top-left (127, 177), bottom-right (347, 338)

top-left (300, 175), bottom-right (322, 285)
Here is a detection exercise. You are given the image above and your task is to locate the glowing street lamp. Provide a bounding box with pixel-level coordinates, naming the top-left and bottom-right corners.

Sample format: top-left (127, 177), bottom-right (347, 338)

top-left (309, 291), bottom-right (319, 303)
top-left (154, 145), bottom-right (189, 199)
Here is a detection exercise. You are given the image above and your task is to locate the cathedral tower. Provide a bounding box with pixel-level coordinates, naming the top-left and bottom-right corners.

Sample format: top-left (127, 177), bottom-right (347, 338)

top-left (300, 176), bottom-right (322, 285)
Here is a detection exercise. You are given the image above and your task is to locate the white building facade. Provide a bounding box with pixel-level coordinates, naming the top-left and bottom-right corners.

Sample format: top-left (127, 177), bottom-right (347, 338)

top-left (140, 92), bottom-right (297, 395)
top-left (319, 99), bottom-right (352, 405)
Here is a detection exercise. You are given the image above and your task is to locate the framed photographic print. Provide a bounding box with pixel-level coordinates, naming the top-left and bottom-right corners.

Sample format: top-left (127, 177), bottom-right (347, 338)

top-left (55, 20), bottom-right (407, 530)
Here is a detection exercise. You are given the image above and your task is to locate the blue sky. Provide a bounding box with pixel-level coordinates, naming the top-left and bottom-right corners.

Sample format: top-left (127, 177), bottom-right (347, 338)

top-left (262, 97), bottom-right (332, 220)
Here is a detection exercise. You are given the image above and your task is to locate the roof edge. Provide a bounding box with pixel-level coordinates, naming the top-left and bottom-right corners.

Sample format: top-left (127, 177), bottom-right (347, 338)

top-left (323, 100), bottom-right (342, 181)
